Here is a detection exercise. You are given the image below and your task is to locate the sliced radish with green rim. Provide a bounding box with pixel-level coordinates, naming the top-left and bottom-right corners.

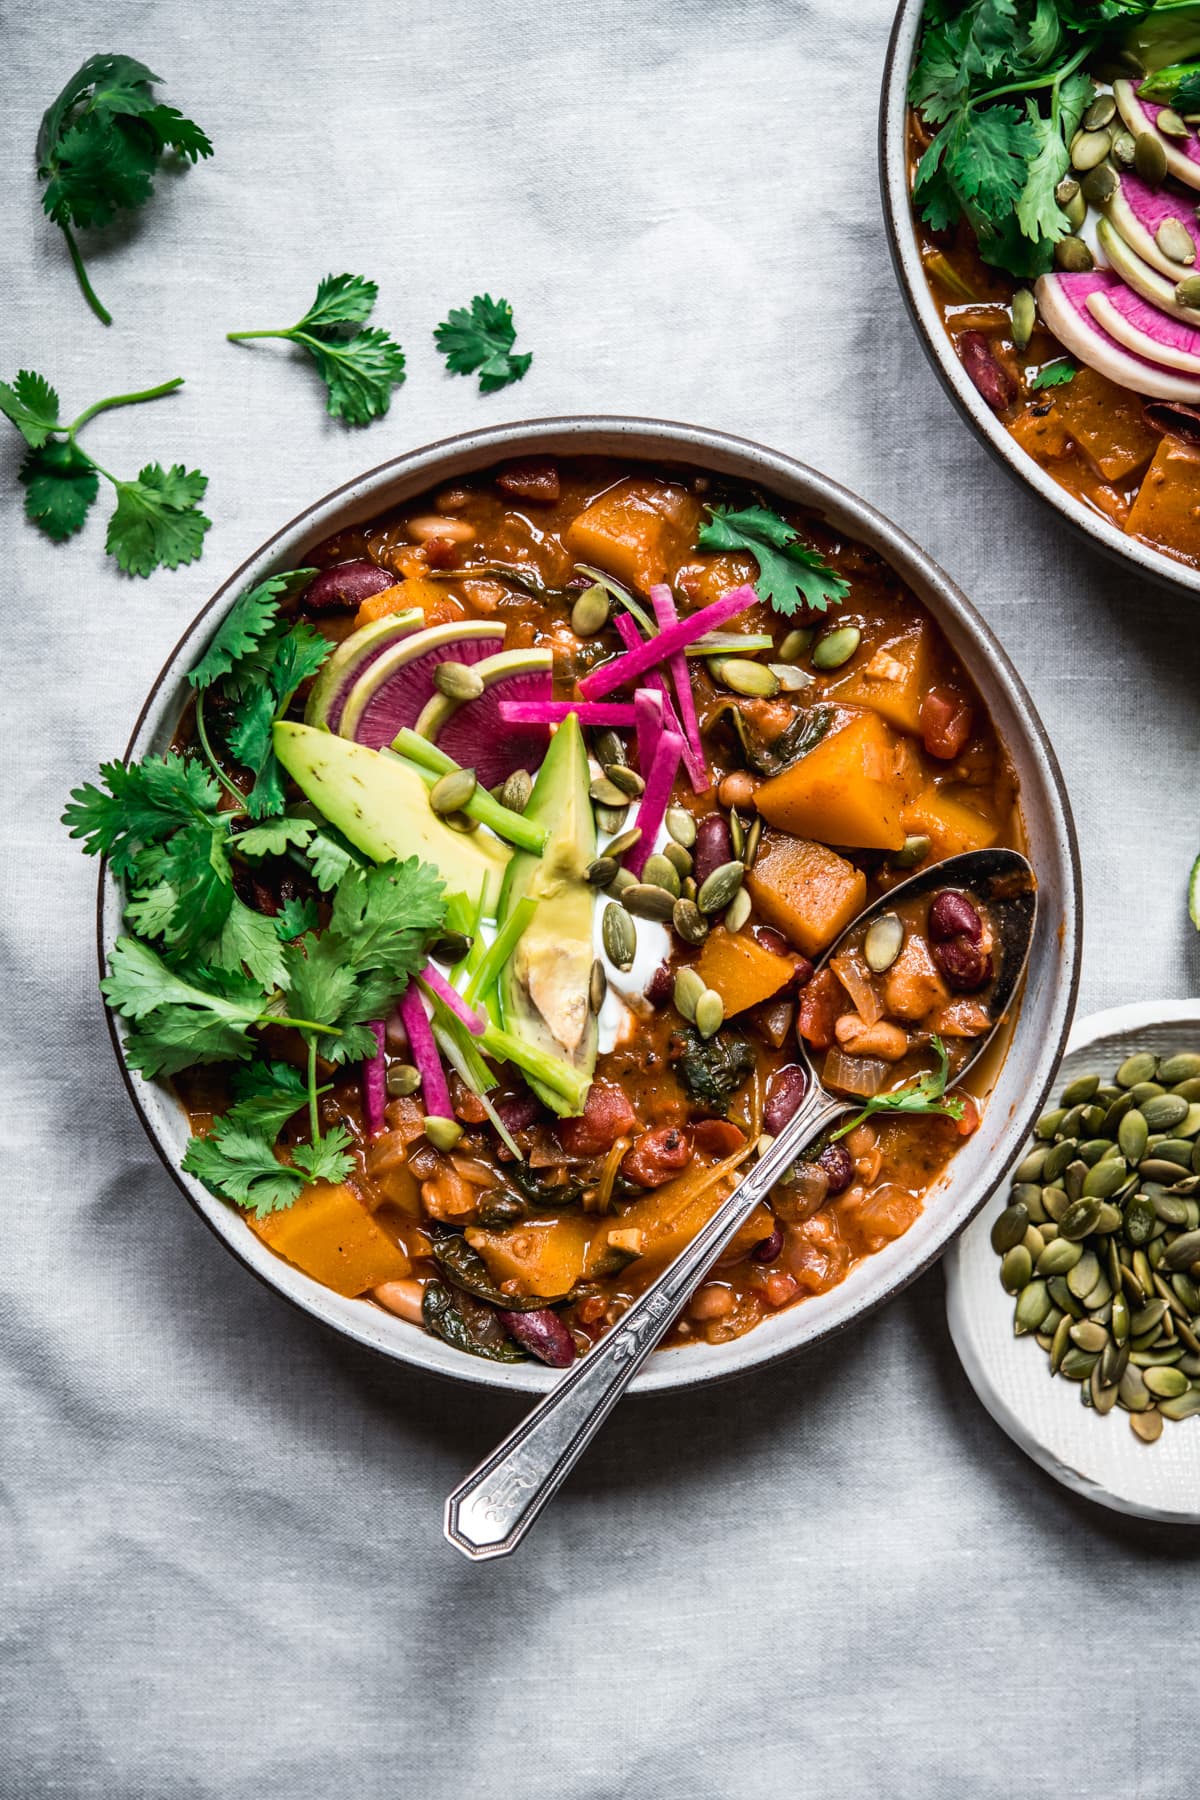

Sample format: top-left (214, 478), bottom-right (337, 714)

top-left (1034, 270), bottom-right (1200, 401)
top-left (1106, 172), bottom-right (1200, 282)
top-left (1088, 287), bottom-right (1200, 375)
top-left (1115, 80), bottom-right (1200, 191)
top-left (339, 620), bottom-right (506, 749)
top-left (414, 646), bottom-right (554, 788)
top-left (1097, 217), bottom-right (1200, 328)
top-left (305, 609), bottom-right (425, 733)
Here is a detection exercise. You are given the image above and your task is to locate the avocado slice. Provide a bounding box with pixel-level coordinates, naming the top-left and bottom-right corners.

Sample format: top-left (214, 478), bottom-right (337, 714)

top-left (273, 721), bottom-right (511, 913)
top-left (497, 712), bottom-right (597, 1113)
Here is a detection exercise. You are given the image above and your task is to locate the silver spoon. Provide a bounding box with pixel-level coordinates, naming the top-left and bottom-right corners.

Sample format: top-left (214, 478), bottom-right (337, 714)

top-left (444, 847), bottom-right (1036, 1560)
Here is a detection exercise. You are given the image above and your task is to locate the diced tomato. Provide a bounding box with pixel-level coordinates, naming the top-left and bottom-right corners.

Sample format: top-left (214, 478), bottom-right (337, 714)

top-left (797, 967), bottom-right (841, 1050)
top-left (496, 459), bottom-right (561, 505)
top-left (692, 1119), bottom-right (746, 1159)
top-left (450, 1072), bottom-right (488, 1123)
top-left (919, 689), bottom-right (973, 760)
top-left (953, 1092), bottom-right (980, 1137)
top-left (759, 1270), bottom-right (799, 1308)
top-left (622, 1126), bottom-right (693, 1188)
top-left (422, 536), bottom-right (461, 570)
top-left (557, 1078), bottom-right (638, 1157)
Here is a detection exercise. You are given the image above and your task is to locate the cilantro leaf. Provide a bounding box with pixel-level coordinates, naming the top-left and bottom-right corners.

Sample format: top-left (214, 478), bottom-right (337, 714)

top-left (226, 275), bottom-right (406, 425)
top-left (20, 439), bottom-right (98, 540)
top-left (209, 894), bottom-right (288, 989)
top-left (182, 1120), bottom-right (307, 1216)
top-left (226, 1059), bottom-right (312, 1137)
top-left (0, 370), bottom-right (61, 448)
top-left (234, 815), bottom-right (317, 858)
top-left (833, 1036), bottom-right (966, 1138)
top-left (36, 55), bottom-right (212, 323)
top-left (696, 505), bottom-right (850, 616)
top-left (1030, 361), bottom-right (1075, 389)
top-left (303, 824), bottom-right (361, 892)
top-left (62, 752), bottom-right (223, 876)
top-left (222, 622), bottom-right (331, 819)
top-left (434, 294), bottom-right (532, 393)
top-left (291, 1127), bottom-right (355, 1186)
top-left (276, 895), bottom-right (319, 940)
top-left (103, 937), bottom-right (269, 1076)
top-left (187, 569), bottom-right (316, 689)
top-left (106, 463), bottom-right (210, 576)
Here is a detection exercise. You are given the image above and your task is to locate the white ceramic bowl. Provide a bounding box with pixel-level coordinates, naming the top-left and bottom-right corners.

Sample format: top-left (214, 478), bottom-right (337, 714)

top-left (880, 0), bottom-right (1200, 598)
top-left (102, 416), bottom-right (1082, 1393)
top-left (947, 1000), bottom-right (1200, 1523)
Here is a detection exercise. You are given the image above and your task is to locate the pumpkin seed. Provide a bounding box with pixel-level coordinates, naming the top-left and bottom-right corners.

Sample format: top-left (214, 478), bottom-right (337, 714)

top-left (1151, 1190), bottom-right (1191, 1224)
top-left (1091, 1364), bottom-right (1120, 1413)
top-left (1067, 1250), bottom-right (1101, 1299)
top-left (1015, 1146), bottom-right (1049, 1183)
top-left (1172, 1271), bottom-right (1200, 1312)
top-left (1054, 175), bottom-right (1080, 206)
top-left (1100, 1336), bottom-right (1129, 1388)
top-left (1157, 1387), bottom-right (1200, 1420)
top-left (1049, 1312), bottom-right (1073, 1373)
top-left (1011, 287), bottom-right (1036, 349)
top-left (602, 902), bottom-right (636, 970)
top-left (674, 966), bottom-right (706, 1023)
top-left (695, 988), bottom-right (725, 1040)
top-left (1048, 1275), bottom-right (1083, 1319)
top-left (742, 816), bottom-right (763, 870)
top-left (1024, 1224), bottom-right (1046, 1261)
top-left (1036, 1107), bottom-right (1067, 1140)
top-left (1143, 1365), bottom-right (1189, 1399)
top-left (991, 1204), bottom-right (1029, 1254)
top-left (893, 834), bottom-right (931, 868)
top-left (429, 767), bottom-right (478, 814)
top-left (663, 840), bottom-right (692, 879)
top-left (1059, 1345), bottom-right (1098, 1379)
top-left (1038, 1237), bottom-right (1083, 1277)
top-left (607, 867), bottom-right (636, 896)
top-left (673, 898), bottom-right (708, 945)
top-left (1160, 1052), bottom-right (1200, 1084)
top-left (585, 854), bottom-right (618, 887)
top-left (424, 1115), bottom-right (463, 1151)
top-left (1119, 1110), bottom-right (1149, 1161)
top-left (1142, 1093), bottom-right (1189, 1132)
top-left (1041, 1140), bottom-right (1075, 1182)
top-left (1059, 1197), bottom-right (1102, 1240)
top-left (428, 929), bottom-right (472, 964)
top-left (1119, 1363), bottom-right (1151, 1412)
top-left (728, 810), bottom-right (745, 860)
top-left (622, 882), bottom-right (677, 923)
top-left (1118, 1051), bottom-right (1157, 1088)
top-left (434, 660), bottom-right (486, 703)
top-left (1054, 233), bottom-right (1094, 271)
top-left (1164, 1228), bottom-right (1200, 1270)
top-left (1134, 129), bottom-right (1168, 184)
top-left (605, 763), bottom-right (645, 800)
top-left (811, 626), bottom-right (861, 671)
top-left (1157, 216), bottom-right (1196, 265)
top-left (1158, 107), bottom-right (1190, 139)
top-left (642, 854), bottom-right (681, 898)
top-left (1062, 1073), bottom-right (1100, 1106)
top-left (1071, 127), bottom-right (1112, 171)
top-left (589, 958), bottom-right (607, 1014)
top-left (714, 658), bottom-right (780, 699)
top-left (442, 809), bottom-right (479, 834)
top-left (1015, 1280), bottom-right (1052, 1335)
top-left (496, 768), bottom-right (532, 814)
top-left (1002, 1245), bottom-right (1033, 1292)
top-left (1129, 1080), bottom-right (1165, 1103)
top-left (665, 806), bottom-right (696, 849)
top-left (864, 912), bottom-right (904, 974)
top-left (724, 887), bottom-right (752, 933)
top-left (1174, 1078), bottom-right (1200, 1101)
top-left (770, 662), bottom-right (813, 692)
top-left (386, 1062), bottom-right (420, 1098)
top-left (1130, 1409), bottom-right (1164, 1443)
top-left (697, 860), bottom-right (745, 915)
top-left (595, 803), bottom-right (628, 834)
top-left (604, 826), bottom-right (642, 861)
top-left (1070, 1318), bottom-right (1108, 1354)
top-left (571, 582), bottom-right (611, 637)
top-left (1131, 1299), bottom-right (1168, 1336)
top-left (590, 774), bottom-right (630, 809)
top-left (1082, 1157), bottom-right (1128, 1199)
top-left (1112, 130), bottom-right (1137, 167)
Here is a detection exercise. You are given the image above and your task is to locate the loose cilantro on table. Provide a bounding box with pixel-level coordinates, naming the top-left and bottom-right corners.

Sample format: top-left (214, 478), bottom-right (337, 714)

top-left (909, 1), bottom-right (1154, 280)
top-left (0, 369), bottom-right (209, 575)
top-left (434, 294), bottom-right (532, 393)
top-left (36, 54), bottom-right (212, 325)
top-left (226, 274), bottom-right (407, 424)
top-left (832, 1035), bottom-right (966, 1139)
top-left (696, 505), bottom-right (850, 616)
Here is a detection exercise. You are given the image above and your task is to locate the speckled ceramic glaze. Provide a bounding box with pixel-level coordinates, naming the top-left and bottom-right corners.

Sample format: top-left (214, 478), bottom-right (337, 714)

top-left (101, 417), bottom-right (1082, 1394)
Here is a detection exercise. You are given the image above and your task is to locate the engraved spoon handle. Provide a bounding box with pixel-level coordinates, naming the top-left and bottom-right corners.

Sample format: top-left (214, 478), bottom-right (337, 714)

top-left (444, 1083), bottom-right (847, 1560)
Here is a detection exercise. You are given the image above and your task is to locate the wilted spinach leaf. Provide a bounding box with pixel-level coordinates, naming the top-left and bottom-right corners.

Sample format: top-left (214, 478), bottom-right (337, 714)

top-left (675, 1028), bottom-right (755, 1114)
top-left (421, 1280), bottom-right (525, 1362)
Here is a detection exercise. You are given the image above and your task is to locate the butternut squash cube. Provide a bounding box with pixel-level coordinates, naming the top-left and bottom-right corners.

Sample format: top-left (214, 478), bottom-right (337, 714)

top-left (465, 1216), bottom-right (594, 1298)
top-left (1125, 437), bottom-right (1200, 561)
top-left (754, 710), bottom-right (907, 851)
top-left (563, 478), bottom-right (697, 593)
top-left (826, 623), bottom-right (932, 736)
top-left (1055, 366), bottom-right (1158, 484)
top-left (695, 927), bottom-right (794, 1015)
top-left (355, 576), bottom-right (461, 629)
top-left (901, 785), bottom-right (998, 860)
top-left (250, 1182), bottom-right (411, 1297)
top-left (747, 834), bottom-right (866, 957)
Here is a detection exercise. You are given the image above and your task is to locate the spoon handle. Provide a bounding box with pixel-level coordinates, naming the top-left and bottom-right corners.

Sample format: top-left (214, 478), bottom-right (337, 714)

top-left (444, 1083), bottom-right (848, 1560)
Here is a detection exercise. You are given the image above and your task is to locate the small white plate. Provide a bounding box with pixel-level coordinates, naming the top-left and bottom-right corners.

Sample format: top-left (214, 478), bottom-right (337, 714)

top-left (946, 1000), bottom-right (1200, 1524)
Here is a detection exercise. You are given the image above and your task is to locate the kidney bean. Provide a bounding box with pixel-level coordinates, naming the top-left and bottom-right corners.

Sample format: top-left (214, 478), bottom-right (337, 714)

top-left (558, 1078), bottom-right (638, 1156)
top-left (645, 958), bottom-right (675, 1006)
top-left (932, 934), bottom-right (992, 992)
top-left (817, 1142), bottom-right (854, 1195)
top-left (958, 332), bottom-right (1016, 411)
top-left (305, 559), bottom-right (394, 611)
top-left (498, 1307), bottom-right (576, 1367)
top-left (793, 956), bottom-right (815, 989)
top-left (492, 1088), bottom-right (544, 1133)
top-left (919, 689), bottom-right (973, 761)
top-left (752, 924), bottom-right (790, 959)
top-left (928, 890), bottom-right (982, 943)
top-left (693, 813), bottom-right (733, 886)
top-left (495, 459), bottom-right (561, 505)
top-left (751, 1223), bottom-right (784, 1264)
top-left (622, 1126), bottom-right (692, 1188)
top-left (797, 967), bottom-right (841, 1049)
top-left (764, 1063), bottom-right (809, 1136)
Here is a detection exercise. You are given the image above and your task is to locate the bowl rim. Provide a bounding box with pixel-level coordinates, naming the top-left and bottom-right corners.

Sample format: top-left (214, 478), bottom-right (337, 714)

top-left (97, 413), bottom-right (1083, 1395)
top-left (878, 0), bottom-right (1200, 599)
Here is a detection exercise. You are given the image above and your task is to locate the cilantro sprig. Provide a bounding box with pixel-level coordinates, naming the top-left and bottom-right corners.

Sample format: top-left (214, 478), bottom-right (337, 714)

top-left (909, 2), bottom-right (1150, 280)
top-left (0, 369), bottom-right (209, 575)
top-left (36, 54), bottom-right (212, 325)
top-left (696, 505), bottom-right (850, 616)
top-left (832, 1035), bottom-right (967, 1139)
top-left (434, 294), bottom-right (532, 393)
top-left (1029, 360), bottom-right (1075, 390)
top-left (227, 274), bottom-right (407, 424)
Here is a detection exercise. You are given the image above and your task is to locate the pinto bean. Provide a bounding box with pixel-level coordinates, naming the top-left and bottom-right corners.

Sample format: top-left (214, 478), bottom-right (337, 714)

top-left (764, 1063), bottom-right (809, 1135)
top-left (306, 559), bottom-right (394, 611)
top-left (717, 771), bottom-right (757, 811)
top-left (622, 1126), bottom-right (692, 1188)
top-left (931, 934), bottom-right (992, 992)
top-left (958, 331), bottom-right (1016, 411)
top-left (372, 1278), bottom-right (425, 1324)
top-left (499, 1307), bottom-right (576, 1367)
top-left (693, 813), bottom-right (733, 886)
top-left (495, 459), bottom-right (561, 505)
top-left (833, 1016), bottom-right (909, 1061)
top-left (407, 514), bottom-right (475, 544)
top-left (688, 1283), bottom-right (734, 1321)
top-left (928, 890), bottom-right (983, 943)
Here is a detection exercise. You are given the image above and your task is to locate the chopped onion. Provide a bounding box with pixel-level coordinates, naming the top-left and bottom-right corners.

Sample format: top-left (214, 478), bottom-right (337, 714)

top-left (577, 585), bottom-right (757, 700)
top-left (830, 953), bottom-right (883, 1026)
top-left (822, 1049), bottom-right (888, 1097)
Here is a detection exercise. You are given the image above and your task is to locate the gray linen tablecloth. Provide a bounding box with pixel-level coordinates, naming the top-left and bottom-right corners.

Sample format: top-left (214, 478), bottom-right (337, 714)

top-left (3, 2), bottom-right (1199, 1794)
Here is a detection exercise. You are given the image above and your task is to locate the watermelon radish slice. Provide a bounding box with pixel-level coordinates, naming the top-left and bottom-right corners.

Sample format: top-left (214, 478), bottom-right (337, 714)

top-left (305, 609), bottom-right (425, 733)
top-left (339, 620), bottom-right (506, 749)
top-left (1035, 269), bottom-right (1200, 400)
top-left (1088, 283), bottom-right (1200, 374)
top-left (1097, 217), bottom-right (1200, 326)
top-left (413, 647), bottom-right (554, 787)
top-left (1106, 171), bottom-right (1200, 280)
top-left (1114, 80), bottom-right (1200, 191)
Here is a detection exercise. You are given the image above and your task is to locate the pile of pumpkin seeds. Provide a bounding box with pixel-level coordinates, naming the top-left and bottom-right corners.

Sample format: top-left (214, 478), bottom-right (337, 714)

top-left (992, 1048), bottom-right (1200, 1443)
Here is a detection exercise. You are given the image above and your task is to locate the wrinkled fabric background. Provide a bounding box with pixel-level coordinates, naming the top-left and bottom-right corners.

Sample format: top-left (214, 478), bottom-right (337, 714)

top-left (3, 2), bottom-right (1199, 1795)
